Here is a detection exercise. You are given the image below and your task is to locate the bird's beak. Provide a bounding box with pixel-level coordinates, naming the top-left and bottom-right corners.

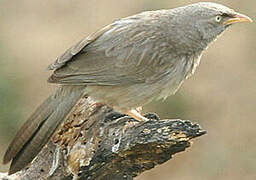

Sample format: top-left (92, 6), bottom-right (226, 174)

top-left (223, 12), bottom-right (253, 25)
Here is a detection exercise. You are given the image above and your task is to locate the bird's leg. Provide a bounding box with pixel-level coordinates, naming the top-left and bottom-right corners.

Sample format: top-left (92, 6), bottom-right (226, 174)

top-left (136, 106), bottom-right (143, 114)
top-left (90, 103), bottom-right (147, 121)
top-left (122, 109), bottom-right (148, 133)
top-left (126, 109), bottom-right (149, 122)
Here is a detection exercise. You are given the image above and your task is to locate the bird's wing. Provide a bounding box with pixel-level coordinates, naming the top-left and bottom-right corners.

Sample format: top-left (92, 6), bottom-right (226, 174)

top-left (48, 14), bottom-right (175, 86)
top-left (47, 24), bottom-right (113, 71)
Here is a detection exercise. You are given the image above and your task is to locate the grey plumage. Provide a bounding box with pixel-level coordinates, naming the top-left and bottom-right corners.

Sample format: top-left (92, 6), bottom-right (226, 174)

top-left (3, 86), bottom-right (85, 174)
top-left (3, 2), bottom-right (252, 174)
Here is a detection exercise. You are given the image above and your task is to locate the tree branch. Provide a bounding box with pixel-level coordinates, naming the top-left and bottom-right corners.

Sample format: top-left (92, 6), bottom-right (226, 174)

top-left (0, 96), bottom-right (206, 180)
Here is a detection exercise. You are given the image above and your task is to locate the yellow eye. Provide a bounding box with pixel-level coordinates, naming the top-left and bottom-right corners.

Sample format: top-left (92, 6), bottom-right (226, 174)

top-left (215, 15), bottom-right (222, 22)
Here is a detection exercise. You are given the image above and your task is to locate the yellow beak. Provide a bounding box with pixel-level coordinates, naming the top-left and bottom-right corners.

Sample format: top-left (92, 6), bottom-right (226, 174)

top-left (223, 12), bottom-right (253, 25)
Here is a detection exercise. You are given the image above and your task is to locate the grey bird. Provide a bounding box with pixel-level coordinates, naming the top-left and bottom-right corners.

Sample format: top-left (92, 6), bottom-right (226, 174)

top-left (3, 2), bottom-right (252, 175)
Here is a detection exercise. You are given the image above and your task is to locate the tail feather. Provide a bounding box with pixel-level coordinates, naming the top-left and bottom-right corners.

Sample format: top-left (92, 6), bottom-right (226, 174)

top-left (3, 96), bottom-right (55, 165)
top-left (3, 85), bottom-right (85, 175)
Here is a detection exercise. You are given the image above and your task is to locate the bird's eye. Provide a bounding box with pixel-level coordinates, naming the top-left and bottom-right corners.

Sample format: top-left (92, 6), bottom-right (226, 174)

top-left (215, 15), bottom-right (222, 22)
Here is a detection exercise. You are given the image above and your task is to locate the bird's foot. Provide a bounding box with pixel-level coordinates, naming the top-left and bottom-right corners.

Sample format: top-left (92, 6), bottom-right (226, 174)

top-left (127, 109), bottom-right (149, 122)
top-left (136, 106), bottom-right (143, 114)
top-left (122, 109), bottom-right (148, 133)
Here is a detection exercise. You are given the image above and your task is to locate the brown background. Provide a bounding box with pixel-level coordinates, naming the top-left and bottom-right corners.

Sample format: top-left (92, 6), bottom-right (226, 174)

top-left (0, 0), bottom-right (255, 179)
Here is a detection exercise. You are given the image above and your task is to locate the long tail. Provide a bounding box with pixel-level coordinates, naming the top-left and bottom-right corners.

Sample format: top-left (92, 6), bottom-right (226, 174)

top-left (3, 85), bottom-right (85, 175)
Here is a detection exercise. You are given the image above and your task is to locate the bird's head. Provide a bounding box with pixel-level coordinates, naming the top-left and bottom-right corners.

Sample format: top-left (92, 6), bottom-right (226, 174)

top-left (171, 2), bottom-right (252, 51)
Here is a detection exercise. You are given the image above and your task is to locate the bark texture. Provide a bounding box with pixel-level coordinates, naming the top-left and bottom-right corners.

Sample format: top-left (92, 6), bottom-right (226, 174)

top-left (0, 96), bottom-right (206, 180)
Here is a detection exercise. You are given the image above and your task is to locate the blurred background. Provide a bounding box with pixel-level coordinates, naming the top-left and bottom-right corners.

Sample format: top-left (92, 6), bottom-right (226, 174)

top-left (0, 0), bottom-right (255, 179)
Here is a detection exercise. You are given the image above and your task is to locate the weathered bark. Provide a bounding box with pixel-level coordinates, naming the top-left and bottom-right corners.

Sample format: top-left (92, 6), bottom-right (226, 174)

top-left (0, 96), bottom-right (206, 180)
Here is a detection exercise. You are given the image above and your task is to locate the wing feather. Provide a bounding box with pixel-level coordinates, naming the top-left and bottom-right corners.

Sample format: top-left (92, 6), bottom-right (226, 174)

top-left (48, 12), bottom-right (175, 86)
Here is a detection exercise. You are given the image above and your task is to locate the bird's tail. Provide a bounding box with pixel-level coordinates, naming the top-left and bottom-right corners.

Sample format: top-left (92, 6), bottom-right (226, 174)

top-left (3, 85), bottom-right (85, 175)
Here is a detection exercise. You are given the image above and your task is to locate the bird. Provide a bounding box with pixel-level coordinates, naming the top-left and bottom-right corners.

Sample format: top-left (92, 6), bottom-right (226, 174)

top-left (3, 2), bottom-right (252, 175)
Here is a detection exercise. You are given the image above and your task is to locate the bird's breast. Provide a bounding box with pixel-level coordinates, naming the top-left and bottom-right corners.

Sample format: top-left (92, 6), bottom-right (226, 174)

top-left (156, 54), bottom-right (201, 100)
